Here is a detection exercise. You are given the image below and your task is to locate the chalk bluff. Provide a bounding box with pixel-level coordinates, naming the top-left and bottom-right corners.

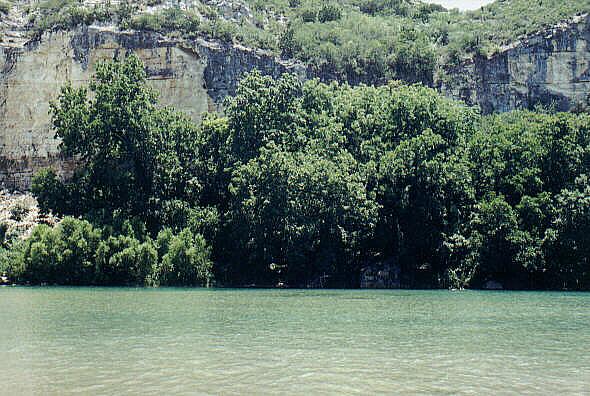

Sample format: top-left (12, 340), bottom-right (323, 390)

top-left (0, 25), bottom-right (304, 189)
top-left (441, 14), bottom-right (590, 114)
top-left (3, 15), bottom-right (590, 189)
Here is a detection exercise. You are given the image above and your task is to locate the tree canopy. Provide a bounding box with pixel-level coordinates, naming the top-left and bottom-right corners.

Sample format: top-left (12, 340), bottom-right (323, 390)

top-left (3, 55), bottom-right (587, 290)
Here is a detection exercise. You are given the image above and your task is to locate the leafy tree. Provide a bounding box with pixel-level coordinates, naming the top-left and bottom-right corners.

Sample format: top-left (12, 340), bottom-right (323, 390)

top-left (544, 177), bottom-right (590, 290)
top-left (448, 111), bottom-right (590, 289)
top-left (18, 56), bottom-right (590, 290)
top-left (227, 147), bottom-right (378, 286)
top-left (31, 169), bottom-right (66, 214)
top-left (457, 194), bottom-right (530, 288)
top-left (224, 70), bottom-right (303, 164)
top-left (47, 55), bottom-right (208, 230)
top-left (377, 130), bottom-right (473, 285)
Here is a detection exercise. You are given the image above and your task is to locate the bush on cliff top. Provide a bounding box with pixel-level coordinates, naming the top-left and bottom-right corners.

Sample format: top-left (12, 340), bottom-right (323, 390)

top-left (23, 0), bottom-right (590, 85)
top-left (0, 1), bottom-right (11, 15)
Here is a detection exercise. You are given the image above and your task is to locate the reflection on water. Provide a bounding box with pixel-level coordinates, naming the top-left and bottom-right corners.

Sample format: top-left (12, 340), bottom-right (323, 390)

top-left (0, 288), bottom-right (588, 395)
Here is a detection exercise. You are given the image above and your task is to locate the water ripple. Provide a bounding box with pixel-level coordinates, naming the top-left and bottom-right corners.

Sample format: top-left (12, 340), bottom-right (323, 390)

top-left (0, 288), bottom-right (588, 395)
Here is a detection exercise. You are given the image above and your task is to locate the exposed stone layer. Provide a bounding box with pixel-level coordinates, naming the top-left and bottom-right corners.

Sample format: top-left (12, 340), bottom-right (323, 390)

top-left (4, 14), bottom-right (590, 190)
top-left (442, 14), bottom-right (590, 114)
top-left (0, 25), bottom-right (304, 190)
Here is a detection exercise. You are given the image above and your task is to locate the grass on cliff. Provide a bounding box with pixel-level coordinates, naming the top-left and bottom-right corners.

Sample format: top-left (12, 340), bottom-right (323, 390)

top-left (27, 0), bottom-right (113, 34)
top-left (134, 0), bottom-right (590, 80)
top-left (0, 0), bottom-right (11, 15)
top-left (238, 0), bottom-right (590, 81)
top-left (438, 0), bottom-right (590, 62)
top-left (21, 0), bottom-right (590, 81)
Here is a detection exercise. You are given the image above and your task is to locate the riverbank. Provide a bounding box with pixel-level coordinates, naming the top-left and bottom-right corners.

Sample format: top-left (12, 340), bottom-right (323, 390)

top-left (1, 190), bottom-right (60, 285)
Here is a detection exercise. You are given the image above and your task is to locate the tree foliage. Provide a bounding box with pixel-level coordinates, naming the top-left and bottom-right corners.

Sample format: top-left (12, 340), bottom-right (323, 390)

top-left (18, 56), bottom-right (590, 290)
top-left (6, 217), bottom-right (212, 287)
top-left (47, 55), bottom-right (210, 232)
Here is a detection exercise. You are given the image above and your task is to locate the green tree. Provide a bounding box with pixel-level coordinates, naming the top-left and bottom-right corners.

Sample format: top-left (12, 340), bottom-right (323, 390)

top-left (20, 218), bottom-right (102, 285)
top-left (377, 130), bottom-right (473, 285)
top-left (96, 233), bottom-right (157, 286)
top-left (31, 169), bottom-right (67, 214)
top-left (156, 228), bottom-right (213, 287)
top-left (224, 70), bottom-right (303, 164)
top-left (544, 177), bottom-right (590, 290)
top-left (47, 55), bottom-right (206, 230)
top-left (227, 147), bottom-right (378, 286)
top-left (456, 194), bottom-right (531, 288)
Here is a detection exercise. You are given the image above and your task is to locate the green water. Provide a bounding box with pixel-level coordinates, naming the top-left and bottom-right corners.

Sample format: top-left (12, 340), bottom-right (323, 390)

top-left (0, 288), bottom-right (588, 395)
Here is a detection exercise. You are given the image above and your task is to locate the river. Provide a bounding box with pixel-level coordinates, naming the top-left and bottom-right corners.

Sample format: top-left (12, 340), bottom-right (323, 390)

top-left (0, 288), bottom-right (588, 394)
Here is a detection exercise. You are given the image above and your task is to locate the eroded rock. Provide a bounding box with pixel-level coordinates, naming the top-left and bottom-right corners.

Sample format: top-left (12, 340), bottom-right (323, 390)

top-left (0, 190), bottom-right (58, 241)
top-left (442, 14), bottom-right (590, 114)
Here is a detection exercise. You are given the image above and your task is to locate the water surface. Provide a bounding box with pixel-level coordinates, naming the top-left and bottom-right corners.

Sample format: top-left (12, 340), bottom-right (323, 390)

top-left (0, 288), bottom-right (588, 395)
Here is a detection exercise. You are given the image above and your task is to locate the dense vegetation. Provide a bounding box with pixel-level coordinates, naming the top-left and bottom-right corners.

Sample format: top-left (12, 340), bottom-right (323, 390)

top-left (2, 217), bottom-right (212, 286)
top-left (1, 55), bottom-right (589, 290)
top-left (21, 0), bottom-right (590, 85)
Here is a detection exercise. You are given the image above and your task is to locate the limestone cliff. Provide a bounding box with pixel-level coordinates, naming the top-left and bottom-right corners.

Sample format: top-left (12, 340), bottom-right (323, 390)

top-left (4, 9), bottom-right (590, 190)
top-left (442, 14), bottom-right (590, 114)
top-left (0, 24), bottom-right (305, 189)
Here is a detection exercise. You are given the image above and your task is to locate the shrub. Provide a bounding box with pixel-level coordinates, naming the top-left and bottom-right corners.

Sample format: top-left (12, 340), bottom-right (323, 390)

top-left (32, 168), bottom-right (63, 214)
top-left (0, 222), bottom-right (7, 247)
top-left (30, 0), bottom-right (113, 34)
top-left (13, 217), bottom-right (163, 286)
top-left (300, 8), bottom-right (316, 22)
top-left (318, 4), bottom-right (342, 22)
top-left (0, 243), bottom-right (24, 281)
top-left (9, 202), bottom-right (30, 222)
top-left (0, 247), bottom-right (8, 274)
top-left (0, 1), bottom-right (11, 15)
top-left (128, 13), bottom-right (162, 31)
top-left (4, 213), bottom-right (216, 286)
top-left (116, 0), bottom-right (137, 25)
top-left (19, 218), bottom-right (101, 285)
top-left (97, 234), bottom-right (157, 285)
top-left (6, 215), bottom-right (215, 287)
top-left (279, 25), bottom-right (301, 58)
top-left (155, 228), bottom-right (213, 287)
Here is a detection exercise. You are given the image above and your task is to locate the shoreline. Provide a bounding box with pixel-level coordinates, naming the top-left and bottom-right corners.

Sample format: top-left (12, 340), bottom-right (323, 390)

top-left (2, 282), bottom-right (588, 292)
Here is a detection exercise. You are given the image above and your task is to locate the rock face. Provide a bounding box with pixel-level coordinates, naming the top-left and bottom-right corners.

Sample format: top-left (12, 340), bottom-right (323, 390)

top-left (0, 24), bottom-right (305, 190)
top-left (442, 14), bottom-right (590, 114)
top-left (4, 14), bottom-right (590, 189)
